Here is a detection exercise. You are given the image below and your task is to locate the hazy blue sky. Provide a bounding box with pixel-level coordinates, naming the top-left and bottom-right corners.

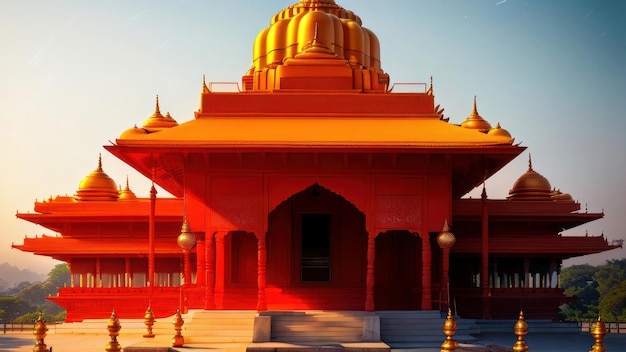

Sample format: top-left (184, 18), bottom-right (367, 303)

top-left (1, 0), bottom-right (624, 274)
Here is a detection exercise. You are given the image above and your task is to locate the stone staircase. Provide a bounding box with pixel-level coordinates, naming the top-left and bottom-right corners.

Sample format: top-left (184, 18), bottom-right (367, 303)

top-left (184, 310), bottom-right (257, 343)
top-left (47, 310), bottom-right (484, 351)
top-left (266, 311), bottom-right (369, 344)
top-left (378, 310), bottom-right (480, 349)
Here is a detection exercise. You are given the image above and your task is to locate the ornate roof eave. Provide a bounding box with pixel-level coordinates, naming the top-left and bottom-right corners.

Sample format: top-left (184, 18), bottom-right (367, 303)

top-left (12, 236), bottom-right (188, 256)
top-left (452, 235), bottom-right (621, 256)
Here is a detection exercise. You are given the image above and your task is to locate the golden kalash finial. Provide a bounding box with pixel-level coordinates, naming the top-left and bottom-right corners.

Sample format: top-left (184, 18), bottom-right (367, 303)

top-left (440, 309), bottom-right (459, 351)
top-left (33, 311), bottom-right (49, 352)
top-left (105, 310), bottom-right (122, 352)
top-left (588, 315), bottom-right (607, 352)
top-left (171, 308), bottom-right (185, 347)
top-left (143, 306), bottom-right (156, 338)
top-left (512, 311), bottom-right (529, 352)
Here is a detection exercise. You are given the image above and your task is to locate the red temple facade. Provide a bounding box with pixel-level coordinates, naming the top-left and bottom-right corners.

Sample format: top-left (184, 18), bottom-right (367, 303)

top-left (13, 0), bottom-right (621, 323)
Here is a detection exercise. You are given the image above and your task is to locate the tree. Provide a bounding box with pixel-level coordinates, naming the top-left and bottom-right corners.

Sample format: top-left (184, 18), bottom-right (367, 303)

top-left (595, 259), bottom-right (626, 322)
top-left (559, 264), bottom-right (600, 322)
top-left (42, 263), bottom-right (70, 293)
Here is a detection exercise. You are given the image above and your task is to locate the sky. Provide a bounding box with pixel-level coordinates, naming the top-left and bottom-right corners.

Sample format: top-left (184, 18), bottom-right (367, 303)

top-left (1, 0), bottom-right (625, 275)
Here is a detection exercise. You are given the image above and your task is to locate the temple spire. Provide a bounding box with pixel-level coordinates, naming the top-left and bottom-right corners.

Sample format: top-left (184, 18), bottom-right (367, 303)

top-left (472, 95), bottom-right (478, 117)
top-left (97, 153), bottom-right (103, 172)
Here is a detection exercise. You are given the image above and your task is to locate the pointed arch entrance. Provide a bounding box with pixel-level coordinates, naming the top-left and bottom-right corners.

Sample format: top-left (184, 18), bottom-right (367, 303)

top-left (266, 183), bottom-right (368, 310)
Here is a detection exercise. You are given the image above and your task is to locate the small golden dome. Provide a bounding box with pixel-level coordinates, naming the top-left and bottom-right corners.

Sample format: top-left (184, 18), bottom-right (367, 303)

top-left (488, 122), bottom-right (512, 139)
top-left (551, 188), bottom-right (574, 202)
top-left (461, 96), bottom-right (492, 131)
top-left (119, 125), bottom-right (148, 139)
top-left (141, 95), bottom-right (178, 130)
top-left (75, 155), bottom-right (120, 201)
top-left (119, 177), bottom-right (138, 201)
top-left (508, 155), bottom-right (552, 201)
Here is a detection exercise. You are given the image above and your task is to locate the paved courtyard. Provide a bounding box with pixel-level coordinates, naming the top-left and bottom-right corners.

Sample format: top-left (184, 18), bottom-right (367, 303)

top-left (1, 331), bottom-right (625, 352)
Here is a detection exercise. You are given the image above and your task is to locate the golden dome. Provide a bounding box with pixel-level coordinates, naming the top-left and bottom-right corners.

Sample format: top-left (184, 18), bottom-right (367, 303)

top-left (119, 125), bottom-right (148, 139)
top-left (141, 95), bottom-right (178, 130)
top-left (487, 122), bottom-right (512, 139)
top-left (250, 0), bottom-right (382, 76)
top-left (119, 177), bottom-right (138, 201)
top-left (551, 188), bottom-right (574, 202)
top-left (75, 155), bottom-right (120, 201)
top-left (508, 155), bottom-right (553, 201)
top-left (461, 96), bottom-right (492, 131)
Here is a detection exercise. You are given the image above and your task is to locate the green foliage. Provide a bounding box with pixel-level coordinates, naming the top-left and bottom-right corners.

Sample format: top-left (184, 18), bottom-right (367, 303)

top-left (0, 264), bottom-right (70, 323)
top-left (560, 259), bottom-right (626, 322)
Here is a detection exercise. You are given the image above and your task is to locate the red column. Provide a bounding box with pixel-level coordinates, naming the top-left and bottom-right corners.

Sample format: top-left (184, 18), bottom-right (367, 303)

top-left (481, 187), bottom-right (490, 319)
top-left (421, 232), bottom-right (432, 310)
top-left (149, 184), bottom-right (157, 289)
top-left (195, 235), bottom-right (206, 285)
top-left (124, 258), bottom-right (130, 288)
top-left (205, 232), bottom-right (215, 309)
top-left (96, 258), bottom-right (102, 288)
top-left (214, 232), bottom-right (226, 309)
top-left (442, 248), bottom-right (450, 310)
top-left (365, 231), bottom-right (375, 311)
top-left (68, 259), bottom-right (74, 288)
top-left (257, 232), bottom-right (267, 311)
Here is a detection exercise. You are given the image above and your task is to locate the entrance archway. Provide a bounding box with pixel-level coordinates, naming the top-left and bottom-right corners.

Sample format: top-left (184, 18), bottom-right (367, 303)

top-left (265, 183), bottom-right (367, 309)
top-left (375, 230), bottom-right (421, 310)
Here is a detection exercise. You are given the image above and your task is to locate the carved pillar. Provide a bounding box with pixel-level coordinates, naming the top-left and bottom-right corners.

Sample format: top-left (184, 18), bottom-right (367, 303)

top-left (421, 232), bottom-right (432, 310)
top-left (96, 258), bottom-right (102, 288)
top-left (481, 187), bottom-right (490, 319)
top-left (365, 231), bottom-right (376, 311)
top-left (68, 259), bottom-right (74, 288)
top-left (195, 235), bottom-right (206, 286)
top-left (149, 184), bottom-right (157, 289)
top-left (124, 258), bottom-right (131, 288)
top-left (214, 232), bottom-right (226, 309)
top-left (549, 259), bottom-right (558, 288)
top-left (205, 232), bottom-right (215, 309)
top-left (183, 251), bottom-right (192, 285)
top-left (257, 232), bottom-right (267, 311)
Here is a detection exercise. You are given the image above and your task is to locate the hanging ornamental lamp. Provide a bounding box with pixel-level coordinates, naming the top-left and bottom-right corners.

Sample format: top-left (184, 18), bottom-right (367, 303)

top-left (437, 219), bottom-right (456, 250)
top-left (177, 218), bottom-right (196, 252)
top-left (176, 185), bottom-right (196, 252)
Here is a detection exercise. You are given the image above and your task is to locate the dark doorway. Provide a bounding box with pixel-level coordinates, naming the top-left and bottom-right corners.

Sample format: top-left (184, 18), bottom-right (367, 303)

top-left (301, 214), bottom-right (331, 283)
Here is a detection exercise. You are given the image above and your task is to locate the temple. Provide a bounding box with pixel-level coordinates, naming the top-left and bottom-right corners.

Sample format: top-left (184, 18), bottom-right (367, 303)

top-left (13, 0), bottom-right (621, 323)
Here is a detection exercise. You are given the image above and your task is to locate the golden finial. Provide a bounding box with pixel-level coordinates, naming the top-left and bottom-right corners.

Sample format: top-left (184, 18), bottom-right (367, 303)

top-left (461, 95), bottom-right (491, 130)
top-left (143, 306), bottom-right (156, 338)
top-left (528, 154), bottom-right (533, 171)
top-left (105, 310), bottom-right (122, 352)
top-left (588, 315), bottom-right (607, 352)
top-left (472, 95), bottom-right (478, 116)
top-left (512, 311), bottom-right (529, 352)
top-left (171, 308), bottom-right (185, 347)
top-left (97, 153), bottom-right (103, 172)
top-left (155, 95), bottom-right (161, 114)
top-left (33, 311), bottom-right (49, 352)
top-left (440, 309), bottom-right (458, 351)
